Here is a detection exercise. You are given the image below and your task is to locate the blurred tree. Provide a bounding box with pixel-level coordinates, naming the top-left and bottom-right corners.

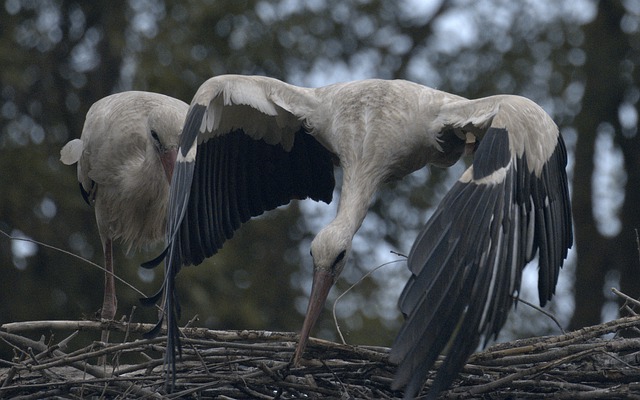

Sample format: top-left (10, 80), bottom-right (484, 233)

top-left (0, 1), bottom-right (131, 327)
top-left (570, 0), bottom-right (640, 330)
top-left (1, 0), bottom-right (639, 364)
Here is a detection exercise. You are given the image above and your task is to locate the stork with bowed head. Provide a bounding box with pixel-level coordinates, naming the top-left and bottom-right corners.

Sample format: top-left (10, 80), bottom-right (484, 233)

top-left (61, 91), bottom-right (188, 343)
top-left (142, 75), bottom-right (572, 398)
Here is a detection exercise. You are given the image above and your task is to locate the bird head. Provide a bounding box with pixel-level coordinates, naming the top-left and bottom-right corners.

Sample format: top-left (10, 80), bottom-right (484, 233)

top-left (293, 224), bottom-right (352, 364)
top-left (148, 106), bottom-right (183, 182)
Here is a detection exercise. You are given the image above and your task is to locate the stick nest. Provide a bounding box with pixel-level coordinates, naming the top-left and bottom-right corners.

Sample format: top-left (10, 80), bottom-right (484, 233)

top-left (2, 293), bottom-right (640, 399)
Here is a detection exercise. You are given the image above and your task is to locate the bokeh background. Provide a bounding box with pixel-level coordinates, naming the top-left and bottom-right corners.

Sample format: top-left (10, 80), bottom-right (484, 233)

top-left (1, 0), bottom-right (639, 358)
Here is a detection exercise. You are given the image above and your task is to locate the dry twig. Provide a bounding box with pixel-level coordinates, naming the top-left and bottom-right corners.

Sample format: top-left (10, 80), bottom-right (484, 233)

top-left (2, 292), bottom-right (640, 399)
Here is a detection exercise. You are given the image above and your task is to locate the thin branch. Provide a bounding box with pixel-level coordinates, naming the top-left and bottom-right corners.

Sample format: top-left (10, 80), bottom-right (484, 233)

top-left (0, 228), bottom-right (150, 301)
top-left (3, 293), bottom-right (640, 398)
top-left (515, 295), bottom-right (566, 334)
top-left (468, 347), bottom-right (598, 395)
top-left (0, 331), bottom-right (161, 398)
top-left (331, 259), bottom-right (404, 345)
top-left (613, 287), bottom-right (640, 309)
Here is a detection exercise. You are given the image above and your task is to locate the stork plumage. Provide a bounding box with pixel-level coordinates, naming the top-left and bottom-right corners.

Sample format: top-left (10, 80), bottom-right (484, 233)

top-left (142, 75), bottom-right (572, 398)
top-left (60, 91), bottom-right (188, 332)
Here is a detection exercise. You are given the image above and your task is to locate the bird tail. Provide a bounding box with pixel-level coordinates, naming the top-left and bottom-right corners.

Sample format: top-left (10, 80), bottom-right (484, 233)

top-left (60, 138), bottom-right (84, 165)
top-left (139, 141), bottom-right (196, 391)
top-left (163, 243), bottom-right (182, 391)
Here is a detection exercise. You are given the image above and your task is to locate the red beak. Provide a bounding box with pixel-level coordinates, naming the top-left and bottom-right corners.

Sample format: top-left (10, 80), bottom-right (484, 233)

top-left (160, 148), bottom-right (178, 183)
top-left (292, 268), bottom-right (334, 365)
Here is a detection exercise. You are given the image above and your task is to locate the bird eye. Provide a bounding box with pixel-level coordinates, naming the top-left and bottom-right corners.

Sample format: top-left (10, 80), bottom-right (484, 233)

top-left (151, 130), bottom-right (160, 142)
top-left (309, 249), bottom-right (313, 258)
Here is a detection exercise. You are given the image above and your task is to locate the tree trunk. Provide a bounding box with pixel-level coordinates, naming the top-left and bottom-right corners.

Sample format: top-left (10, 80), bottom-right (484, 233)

top-left (569, 0), bottom-right (628, 330)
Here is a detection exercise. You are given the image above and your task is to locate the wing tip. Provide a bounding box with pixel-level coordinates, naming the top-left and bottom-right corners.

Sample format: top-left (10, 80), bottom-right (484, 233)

top-left (142, 316), bottom-right (165, 339)
top-left (141, 246), bottom-right (169, 269)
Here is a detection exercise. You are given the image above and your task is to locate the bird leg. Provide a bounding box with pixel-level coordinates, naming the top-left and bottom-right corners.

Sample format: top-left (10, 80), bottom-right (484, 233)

top-left (101, 238), bottom-right (118, 321)
top-left (99, 238), bottom-right (117, 364)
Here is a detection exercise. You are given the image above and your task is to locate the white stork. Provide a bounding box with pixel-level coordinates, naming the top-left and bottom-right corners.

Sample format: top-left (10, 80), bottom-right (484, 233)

top-left (60, 91), bottom-right (188, 335)
top-left (142, 75), bottom-right (572, 398)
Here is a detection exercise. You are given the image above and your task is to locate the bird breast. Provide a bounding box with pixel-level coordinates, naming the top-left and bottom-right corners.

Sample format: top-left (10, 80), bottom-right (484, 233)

top-left (94, 144), bottom-right (170, 252)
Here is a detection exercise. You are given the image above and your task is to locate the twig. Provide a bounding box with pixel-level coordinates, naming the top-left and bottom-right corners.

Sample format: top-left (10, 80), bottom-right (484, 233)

top-left (3, 294), bottom-right (640, 398)
top-left (469, 347), bottom-right (597, 394)
top-left (0, 228), bottom-right (151, 303)
top-left (1, 320), bottom-right (156, 334)
top-left (331, 259), bottom-right (404, 345)
top-left (514, 295), bottom-right (566, 334)
top-left (389, 250), bottom-right (407, 258)
top-left (613, 287), bottom-right (640, 309)
top-left (0, 331), bottom-right (162, 398)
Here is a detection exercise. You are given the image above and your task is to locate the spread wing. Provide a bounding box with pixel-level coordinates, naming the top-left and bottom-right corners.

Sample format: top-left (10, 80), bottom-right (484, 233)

top-left (141, 75), bottom-right (336, 387)
top-left (391, 96), bottom-right (572, 399)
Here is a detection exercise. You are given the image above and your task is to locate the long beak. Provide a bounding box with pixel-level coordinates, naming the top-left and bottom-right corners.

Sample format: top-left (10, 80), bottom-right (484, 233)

top-left (292, 268), bottom-right (334, 365)
top-left (160, 148), bottom-right (178, 182)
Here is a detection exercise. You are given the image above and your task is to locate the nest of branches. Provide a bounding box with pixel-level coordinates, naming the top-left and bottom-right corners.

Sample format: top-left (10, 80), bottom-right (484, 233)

top-left (2, 289), bottom-right (640, 399)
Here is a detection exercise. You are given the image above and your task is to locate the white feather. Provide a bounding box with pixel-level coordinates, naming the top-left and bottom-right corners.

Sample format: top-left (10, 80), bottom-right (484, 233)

top-left (59, 138), bottom-right (84, 165)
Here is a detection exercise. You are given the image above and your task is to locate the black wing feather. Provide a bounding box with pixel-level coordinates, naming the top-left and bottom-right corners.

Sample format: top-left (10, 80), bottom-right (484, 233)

top-left (234, 133), bottom-right (252, 221)
top-left (533, 136), bottom-right (572, 305)
top-left (141, 103), bottom-right (336, 390)
top-left (391, 127), bottom-right (572, 399)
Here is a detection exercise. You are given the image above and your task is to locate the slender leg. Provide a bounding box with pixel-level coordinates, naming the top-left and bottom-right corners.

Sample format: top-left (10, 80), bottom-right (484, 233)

top-left (101, 237), bottom-right (117, 321)
top-left (99, 238), bottom-right (116, 365)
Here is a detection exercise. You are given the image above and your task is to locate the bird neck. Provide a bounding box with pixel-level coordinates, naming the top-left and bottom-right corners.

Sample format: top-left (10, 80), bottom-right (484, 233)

top-left (330, 171), bottom-right (380, 239)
